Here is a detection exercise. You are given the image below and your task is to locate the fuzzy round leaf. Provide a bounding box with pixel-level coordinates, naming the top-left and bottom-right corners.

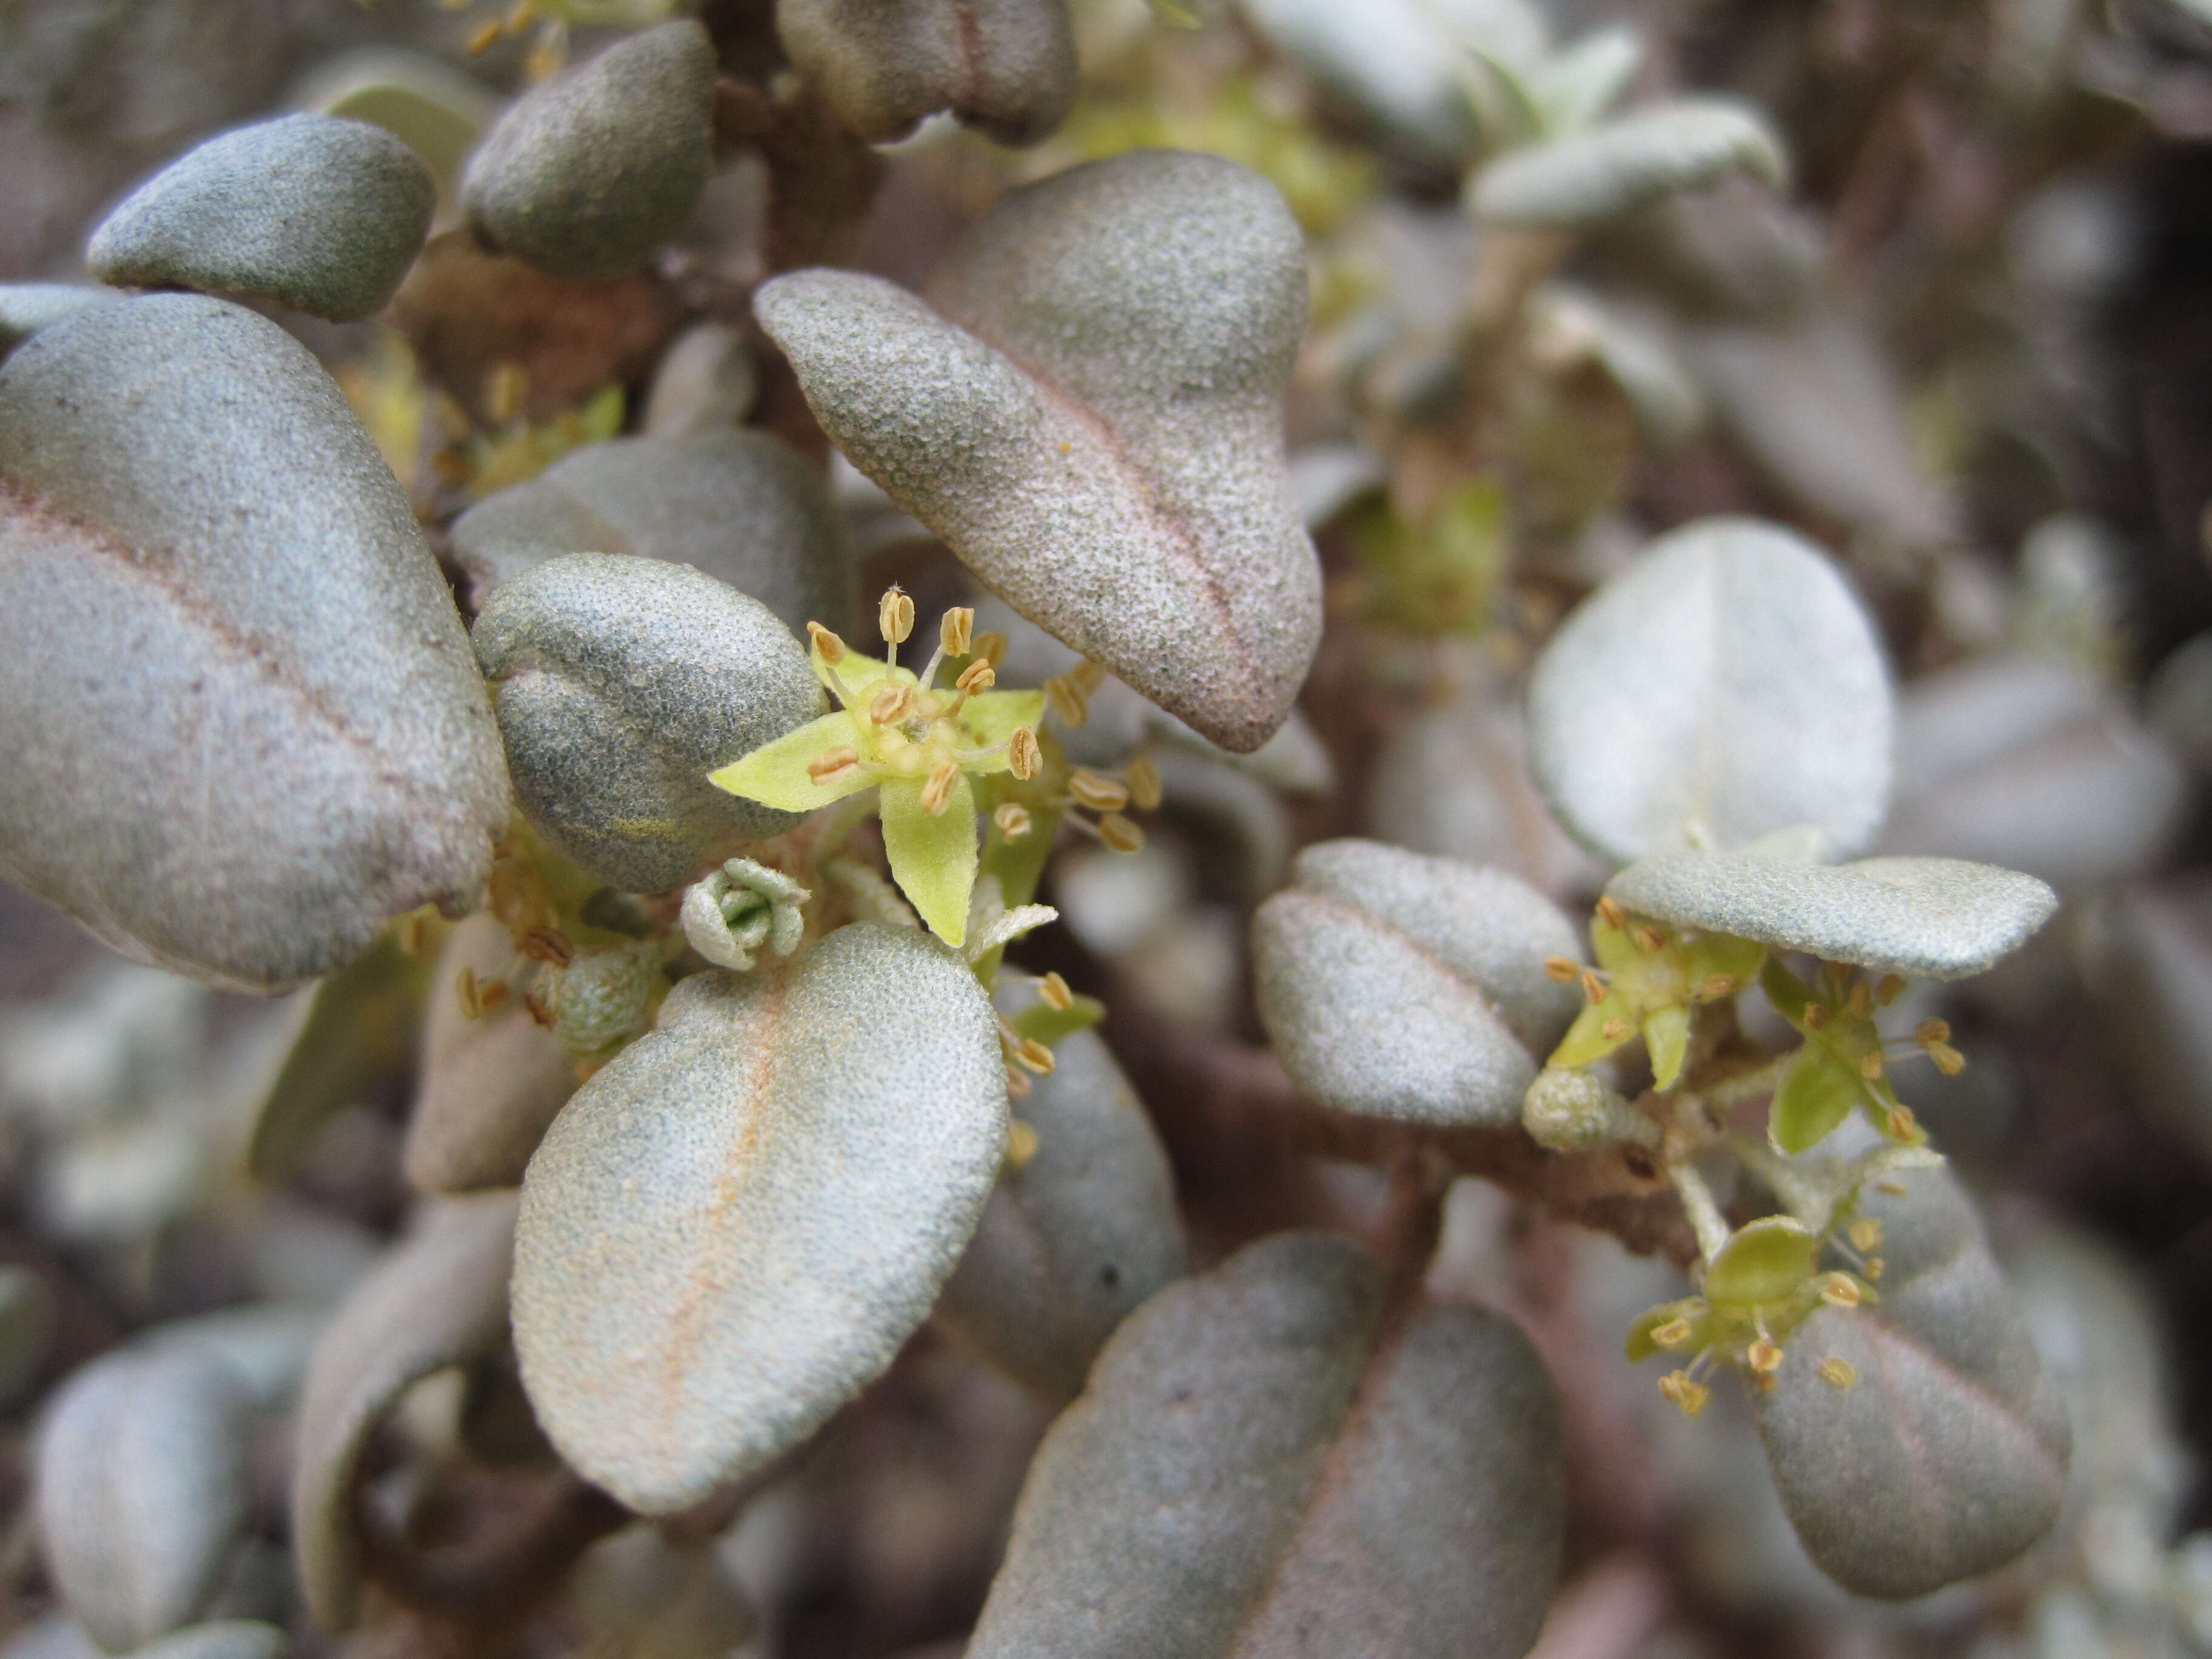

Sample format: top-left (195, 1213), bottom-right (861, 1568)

top-left (292, 47), bottom-right (501, 202)
top-left (451, 430), bottom-right (856, 636)
top-left (1253, 839), bottom-right (1583, 1125)
top-left (1606, 851), bottom-right (2057, 980)
top-left (1470, 99), bottom-right (1787, 227)
top-left (474, 552), bottom-right (826, 894)
top-left (461, 21), bottom-right (713, 283)
top-left (0, 295), bottom-right (508, 993)
top-left (1527, 516), bottom-right (1892, 866)
top-left (777, 0), bottom-right (1078, 146)
top-left (87, 114), bottom-right (434, 321)
top-left (1752, 1165), bottom-right (2070, 1599)
top-left (0, 287), bottom-right (119, 359)
top-left (293, 1192), bottom-right (519, 1631)
top-left (756, 150), bottom-right (1321, 755)
top-left (642, 323), bottom-right (758, 438)
top-left (968, 1232), bottom-right (1564, 1659)
top-left (937, 1008), bottom-right (1187, 1399)
top-left (36, 1349), bottom-right (256, 1652)
top-left (512, 926), bottom-right (1008, 1515)
top-left (403, 914), bottom-right (576, 1194)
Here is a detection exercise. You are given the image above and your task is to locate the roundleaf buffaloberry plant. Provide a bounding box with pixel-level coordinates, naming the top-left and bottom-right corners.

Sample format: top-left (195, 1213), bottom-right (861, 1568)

top-left (7, 1), bottom-right (2212, 1657)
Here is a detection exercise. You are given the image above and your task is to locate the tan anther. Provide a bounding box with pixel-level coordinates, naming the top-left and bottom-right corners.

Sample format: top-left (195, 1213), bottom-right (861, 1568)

top-left (879, 586), bottom-right (915, 646)
top-left (1008, 726), bottom-right (1042, 781)
top-left (920, 759), bottom-right (961, 815)
top-left (1016, 1037), bottom-right (1056, 1076)
top-left (1579, 968), bottom-right (1608, 1005)
top-left (1039, 971), bottom-right (1074, 1012)
top-left (808, 746), bottom-right (861, 783)
top-left (1544, 956), bottom-right (1581, 984)
top-left (1126, 755), bottom-right (1162, 811)
top-left (1846, 982), bottom-right (1872, 1019)
top-left (1914, 1017), bottom-right (1951, 1046)
top-left (1848, 1218), bottom-right (1883, 1253)
top-left (1601, 1017), bottom-right (1631, 1042)
top-left (806, 622), bottom-right (846, 664)
top-left (1597, 896), bottom-right (1627, 930)
top-left (994, 802), bottom-right (1033, 840)
top-left (1748, 1338), bottom-right (1783, 1374)
top-left (466, 16), bottom-right (502, 52)
top-left (1069, 769), bottom-right (1130, 813)
top-left (1005, 1064), bottom-right (1032, 1100)
top-left (1875, 974), bottom-right (1906, 1006)
top-left (1005, 1119), bottom-right (1040, 1168)
top-left (457, 967), bottom-right (486, 1019)
top-left (1820, 1273), bottom-right (1861, 1308)
top-left (1886, 1104), bottom-right (1919, 1140)
top-left (955, 659), bottom-right (996, 694)
top-left (521, 927), bottom-right (575, 967)
top-left (1099, 813), bottom-right (1145, 853)
top-left (1805, 1005), bottom-right (1828, 1030)
top-left (971, 630), bottom-right (1008, 668)
top-left (484, 360), bottom-right (527, 425)
top-left (869, 682), bottom-right (915, 725)
top-left (1858, 1051), bottom-right (1884, 1081)
top-left (1863, 1257), bottom-right (1885, 1282)
top-left (940, 606), bottom-right (974, 657)
top-left (1818, 1357), bottom-right (1858, 1389)
top-left (1045, 674), bottom-right (1090, 728)
top-left (1071, 660), bottom-right (1107, 694)
top-left (1697, 973), bottom-right (1737, 1002)
top-left (1927, 1041), bottom-right (1966, 1076)
top-left (397, 911), bottom-right (432, 955)
top-left (1875, 1178), bottom-right (1908, 1196)
top-left (1635, 925), bottom-right (1665, 953)
top-left (1658, 1371), bottom-right (1711, 1417)
top-left (1652, 1318), bottom-right (1694, 1349)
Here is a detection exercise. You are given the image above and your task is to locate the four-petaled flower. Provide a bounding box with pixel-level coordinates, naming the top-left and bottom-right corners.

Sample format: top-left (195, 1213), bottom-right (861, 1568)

top-left (707, 614), bottom-right (1042, 948)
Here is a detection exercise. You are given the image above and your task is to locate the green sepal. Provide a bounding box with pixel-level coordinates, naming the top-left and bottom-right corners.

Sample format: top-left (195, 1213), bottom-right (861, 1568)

top-left (1010, 993), bottom-right (1107, 1048)
top-left (880, 770), bottom-right (978, 947)
top-left (707, 711), bottom-right (872, 812)
top-left (1626, 1296), bottom-right (1709, 1363)
top-left (1770, 1041), bottom-right (1861, 1155)
top-left (959, 688), bottom-right (1046, 756)
top-left (1547, 993), bottom-right (1634, 1070)
top-left (1643, 1004), bottom-right (1691, 1092)
top-left (1704, 1215), bottom-right (1819, 1312)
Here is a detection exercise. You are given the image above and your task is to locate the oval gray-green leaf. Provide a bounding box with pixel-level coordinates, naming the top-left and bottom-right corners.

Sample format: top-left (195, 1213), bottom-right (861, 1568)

top-left (247, 930), bottom-right (431, 1181)
top-left (938, 997), bottom-right (1185, 1399)
top-left (292, 47), bottom-right (501, 203)
top-left (0, 287), bottom-right (120, 360)
top-left (87, 114), bottom-right (434, 322)
top-left (755, 149), bottom-right (1321, 755)
top-left (474, 552), bottom-right (825, 893)
top-left (1470, 98), bottom-right (1786, 226)
top-left (0, 295), bottom-right (509, 994)
top-left (37, 1349), bottom-right (256, 1652)
top-left (777, 0), bottom-right (1078, 146)
top-left (1527, 516), bottom-right (1892, 866)
top-left (968, 1231), bottom-right (1564, 1659)
top-left (513, 925), bottom-right (1007, 1515)
top-left (642, 323), bottom-right (757, 438)
top-left (128, 1624), bottom-right (287, 1659)
top-left (451, 430), bottom-right (854, 636)
top-left (1607, 851), bottom-right (2057, 980)
top-left (1752, 1164), bottom-right (2070, 1599)
top-left (1252, 838), bottom-right (1583, 1125)
top-left (404, 914), bottom-right (577, 1193)
top-left (461, 21), bottom-right (714, 283)
top-left (293, 1191), bottom-right (519, 1631)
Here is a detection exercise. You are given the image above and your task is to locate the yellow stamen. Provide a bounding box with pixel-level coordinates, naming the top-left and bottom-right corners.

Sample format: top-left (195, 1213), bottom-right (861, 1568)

top-left (1543, 956), bottom-right (1580, 984)
top-left (1820, 1273), bottom-right (1861, 1308)
top-left (994, 802), bottom-right (1033, 840)
top-left (1875, 974), bottom-right (1905, 1006)
top-left (1098, 813), bottom-right (1145, 853)
top-left (1016, 1037), bottom-right (1056, 1075)
top-left (971, 631), bottom-right (1008, 668)
top-left (879, 586), bottom-right (914, 648)
top-left (1045, 674), bottom-right (1089, 728)
top-left (808, 746), bottom-right (860, 783)
top-left (807, 622), bottom-right (846, 665)
top-left (1069, 769), bottom-right (1130, 813)
top-left (1039, 971), bottom-right (1074, 1012)
top-left (1125, 756), bottom-right (1162, 811)
top-left (869, 682), bottom-right (915, 725)
top-left (920, 759), bottom-right (960, 815)
top-left (1652, 1318), bottom-right (1694, 1349)
top-left (1008, 726), bottom-right (1042, 781)
top-left (1848, 1218), bottom-right (1883, 1253)
top-left (1005, 1119), bottom-right (1039, 1168)
top-left (955, 659), bottom-right (996, 694)
top-left (1818, 1357), bottom-right (1857, 1389)
top-left (1597, 896), bottom-right (1627, 931)
top-left (940, 606), bottom-right (974, 657)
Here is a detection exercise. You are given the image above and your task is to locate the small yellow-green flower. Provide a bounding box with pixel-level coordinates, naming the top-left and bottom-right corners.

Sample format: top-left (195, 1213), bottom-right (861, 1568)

top-left (1547, 899), bottom-right (1766, 1091)
top-left (706, 614), bottom-right (1042, 948)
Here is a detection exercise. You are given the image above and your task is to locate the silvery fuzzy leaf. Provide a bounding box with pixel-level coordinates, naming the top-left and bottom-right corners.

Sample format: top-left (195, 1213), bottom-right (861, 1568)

top-left (246, 930), bottom-right (429, 1181)
top-left (461, 21), bottom-right (714, 283)
top-left (1530, 284), bottom-right (1704, 449)
top-left (290, 47), bottom-right (501, 203)
top-left (1527, 516), bottom-right (1893, 867)
top-left (1881, 655), bottom-right (2184, 891)
top-left (1469, 99), bottom-right (1786, 227)
top-left (474, 552), bottom-right (826, 894)
top-left (0, 287), bottom-right (119, 360)
top-left (777, 0), bottom-right (1078, 146)
top-left (642, 323), bottom-right (758, 438)
top-left (37, 1349), bottom-right (257, 1652)
top-left (293, 1192), bottom-right (520, 1631)
top-left (451, 430), bottom-right (855, 637)
top-left (0, 295), bottom-right (509, 994)
top-left (0, 1621), bottom-right (94, 1659)
top-left (403, 914), bottom-right (576, 1194)
top-left (968, 1232), bottom-right (1564, 1659)
top-left (1752, 1162), bottom-right (2070, 1599)
top-left (512, 925), bottom-right (1007, 1515)
top-left (126, 1624), bottom-right (287, 1659)
top-left (1681, 309), bottom-right (1958, 551)
top-left (2094, 881), bottom-right (2212, 1171)
top-left (1606, 852), bottom-right (2057, 980)
top-left (1252, 839), bottom-right (1583, 1125)
top-left (937, 993), bottom-right (1186, 1399)
top-left (569, 1525), bottom-right (757, 1659)
top-left (1523, 25), bottom-right (1643, 136)
top-left (141, 1305), bottom-right (327, 1412)
top-left (0, 1265), bottom-right (55, 1409)
top-left (1234, 0), bottom-right (1550, 167)
top-left (87, 114), bottom-right (434, 322)
top-left (1287, 443), bottom-right (1384, 529)
top-left (1366, 678), bottom-right (1601, 901)
top-left (755, 150), bottom-right (1321, 755)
